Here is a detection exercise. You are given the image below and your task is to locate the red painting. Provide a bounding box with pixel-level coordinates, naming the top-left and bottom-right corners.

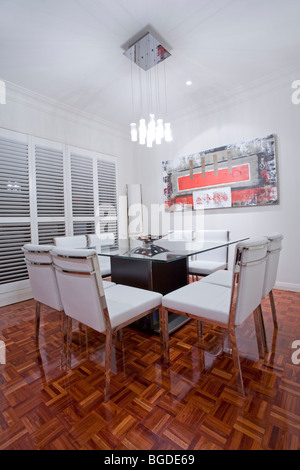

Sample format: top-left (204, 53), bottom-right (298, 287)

top-left (162, 134), bottom-right (278, 210)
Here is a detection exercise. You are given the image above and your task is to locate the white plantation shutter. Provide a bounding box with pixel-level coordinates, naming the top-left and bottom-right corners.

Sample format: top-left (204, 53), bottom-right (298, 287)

top-left (35, 145), bottom-right (64, 217)
top-left (35, 141), bottom-right (66, 247)
top-left (38, 222), bottom-right (66, 245)
top-left (0, 129), bottom-right (118, 304)
top-left (0, 133), bottom-right (30, 287)
top-left (98, 159), bottom-right (118, 246)
top-left (0, 136), bottom-right (29, 217)
top-left (0, 223), bottom-right (31, 285)
top-left (71, 154), bottom-right (94, 216)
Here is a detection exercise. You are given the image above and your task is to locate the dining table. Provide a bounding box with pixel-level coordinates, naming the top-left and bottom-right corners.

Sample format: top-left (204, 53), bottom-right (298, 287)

top-left (96, 234), bottom-right (248, 334)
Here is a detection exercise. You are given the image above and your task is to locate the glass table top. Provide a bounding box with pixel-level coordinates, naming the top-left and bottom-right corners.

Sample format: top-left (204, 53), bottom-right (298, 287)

top-left (95, 235), bottom-right (248, 263)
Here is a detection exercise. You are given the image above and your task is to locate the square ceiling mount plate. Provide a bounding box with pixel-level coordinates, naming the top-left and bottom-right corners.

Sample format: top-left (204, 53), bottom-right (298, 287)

top-left (124, 32), bottom-right (171, 71)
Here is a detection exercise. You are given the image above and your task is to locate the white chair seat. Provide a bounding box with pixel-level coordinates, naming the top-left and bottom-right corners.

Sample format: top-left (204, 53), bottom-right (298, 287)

top-left (102, 280), bottom-right (115, 289)
top-left (200, 269), bottom-right (233, 288)
top-left (162, 281), bottom-right (231, 325)
top-left (188, 260), bottom-right (227, 275)
top-left (105, 285), bottom-right (162, 329)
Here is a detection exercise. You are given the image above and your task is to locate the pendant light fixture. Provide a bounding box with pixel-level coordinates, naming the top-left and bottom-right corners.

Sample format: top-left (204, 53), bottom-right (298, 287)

top-left (124, 31), bottom-right (172, 147)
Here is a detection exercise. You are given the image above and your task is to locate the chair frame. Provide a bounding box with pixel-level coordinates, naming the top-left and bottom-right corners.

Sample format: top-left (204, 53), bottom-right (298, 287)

top-left (161, 242), bottom-right (268, 397)
top-left (53, 251), bottom-right (162, 402)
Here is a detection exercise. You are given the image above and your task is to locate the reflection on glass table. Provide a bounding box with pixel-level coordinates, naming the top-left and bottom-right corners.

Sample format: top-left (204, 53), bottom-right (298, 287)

top-left (97, 235), bottom-right (248, 262)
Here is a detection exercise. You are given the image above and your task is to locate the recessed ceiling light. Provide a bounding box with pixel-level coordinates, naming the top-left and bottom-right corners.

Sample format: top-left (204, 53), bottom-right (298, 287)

top-left (186, 80), bottom-right (192, 86)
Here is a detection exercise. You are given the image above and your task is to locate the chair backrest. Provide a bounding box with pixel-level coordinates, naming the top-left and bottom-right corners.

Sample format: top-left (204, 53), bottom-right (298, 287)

top-left (232, 237), bottom-right (269, 326)
top-left (51, 248), bottom-right (108, 333)
top-left (166, 230), bottom-right (195, 241)
top-left (22, 244), bottom-right (63, 311)
top-left (87, 233), bottom-right (115, 249)
top-left (262, 233), bottom-right (283, 298)
top-left (195, 230), bottom-right (229, 262)
top-left (53, 235), bottom-right (87, 249)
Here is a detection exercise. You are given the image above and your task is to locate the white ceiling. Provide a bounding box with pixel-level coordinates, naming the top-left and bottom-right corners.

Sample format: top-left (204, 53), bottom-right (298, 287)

top-left (1, 0), bottom-right (300, 129)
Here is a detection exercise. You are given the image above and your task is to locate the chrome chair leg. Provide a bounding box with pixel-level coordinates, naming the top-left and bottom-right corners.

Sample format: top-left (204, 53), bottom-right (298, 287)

top-left (104, 332), bottom-right (112, 402)
top-left (258, 304), bottom-right (268, 353)
top-left (35, 300), bottom-right (41, 343)
top-left (197, 321), bottom-right (204, 339)
top-left (253, 307), bottom-right (266, 359)
top-left (229, 325), bottom-right (245, 398)
top-left (269, 290), bottom-right (278, 329)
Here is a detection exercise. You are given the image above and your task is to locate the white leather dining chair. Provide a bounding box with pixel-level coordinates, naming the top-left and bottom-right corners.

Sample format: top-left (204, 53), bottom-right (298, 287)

top-left (22, 244), bottom-right (116, 343)
top-left (160, 237), bottom-right (269, 397)
top-left (87, 233), bottom-right (115, 248)
top-left (201, 233), bottom-right (283, 329)
top-left (260, 233), bottom-right (283, 328)
top-left (22, 244), bottom-right (64, 343)
top-left (87, 233), bottom-right (115, 277)
top-left (165, 230), bottom-right (195, 241)
top-left (53, 235), bottom-right (87, 249)
top-left (188, 230), bottom-right (229, 279)
top-left (50, 247), bottom-right (162, 401)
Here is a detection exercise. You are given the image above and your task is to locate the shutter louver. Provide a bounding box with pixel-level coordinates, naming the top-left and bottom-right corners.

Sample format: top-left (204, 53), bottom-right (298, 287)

top-left (98, 160), bottom-right (118, 247)
top-left (0, 137), bottom-right (29, 217)
top-left (0, 223), bottom-right (31, 284)
top-left (73, 221), bottom-right (95, 235)
top-left (35, 145), bottom-right (64, 217)
top-left (71, 154), bottom-right (94, 216)
top-left (38, 222), bottom-right (65, 245)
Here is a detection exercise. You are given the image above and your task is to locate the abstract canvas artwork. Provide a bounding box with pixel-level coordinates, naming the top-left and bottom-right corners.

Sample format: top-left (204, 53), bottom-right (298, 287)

top-left (162, 134), bottom-right (278, 211)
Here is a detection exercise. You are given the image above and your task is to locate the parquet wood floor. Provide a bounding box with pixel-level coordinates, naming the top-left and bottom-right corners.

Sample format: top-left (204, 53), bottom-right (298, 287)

top-left (0, 289), bottom-right (299, 450)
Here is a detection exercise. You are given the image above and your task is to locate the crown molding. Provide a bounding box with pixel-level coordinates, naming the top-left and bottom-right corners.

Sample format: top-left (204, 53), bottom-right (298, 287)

top-left (169, 64), bottom-right (300, 124)
top-left (5, 81), bottom-right (128, 140)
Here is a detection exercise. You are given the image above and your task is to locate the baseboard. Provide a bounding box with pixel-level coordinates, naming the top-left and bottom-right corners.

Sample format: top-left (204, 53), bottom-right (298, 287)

top-left (0, 287), bottom-right (33, 307)
top-left (275, 282), bottom-right (300, 293)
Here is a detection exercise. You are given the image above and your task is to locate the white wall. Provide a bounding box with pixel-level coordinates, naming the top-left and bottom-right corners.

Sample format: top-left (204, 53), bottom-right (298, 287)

top-left (135, 72), bottom-right (300, 291)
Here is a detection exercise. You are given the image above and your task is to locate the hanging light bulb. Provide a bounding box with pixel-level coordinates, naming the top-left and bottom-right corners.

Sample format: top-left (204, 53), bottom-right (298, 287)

top-left (155, 118), bottom-right (164, 145)
top-left (148, 114), bottom-right (156, 142)
top-left (146, 130), bottom-right (153, 148)
top-left (164, 123), bottom-right (172, 142)
top-left (139, 119), bottom-right (146, 145)
top-left (146, 114), bottom-right (154, 148)
top-left (130, 123), bottom-right (138, 142)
